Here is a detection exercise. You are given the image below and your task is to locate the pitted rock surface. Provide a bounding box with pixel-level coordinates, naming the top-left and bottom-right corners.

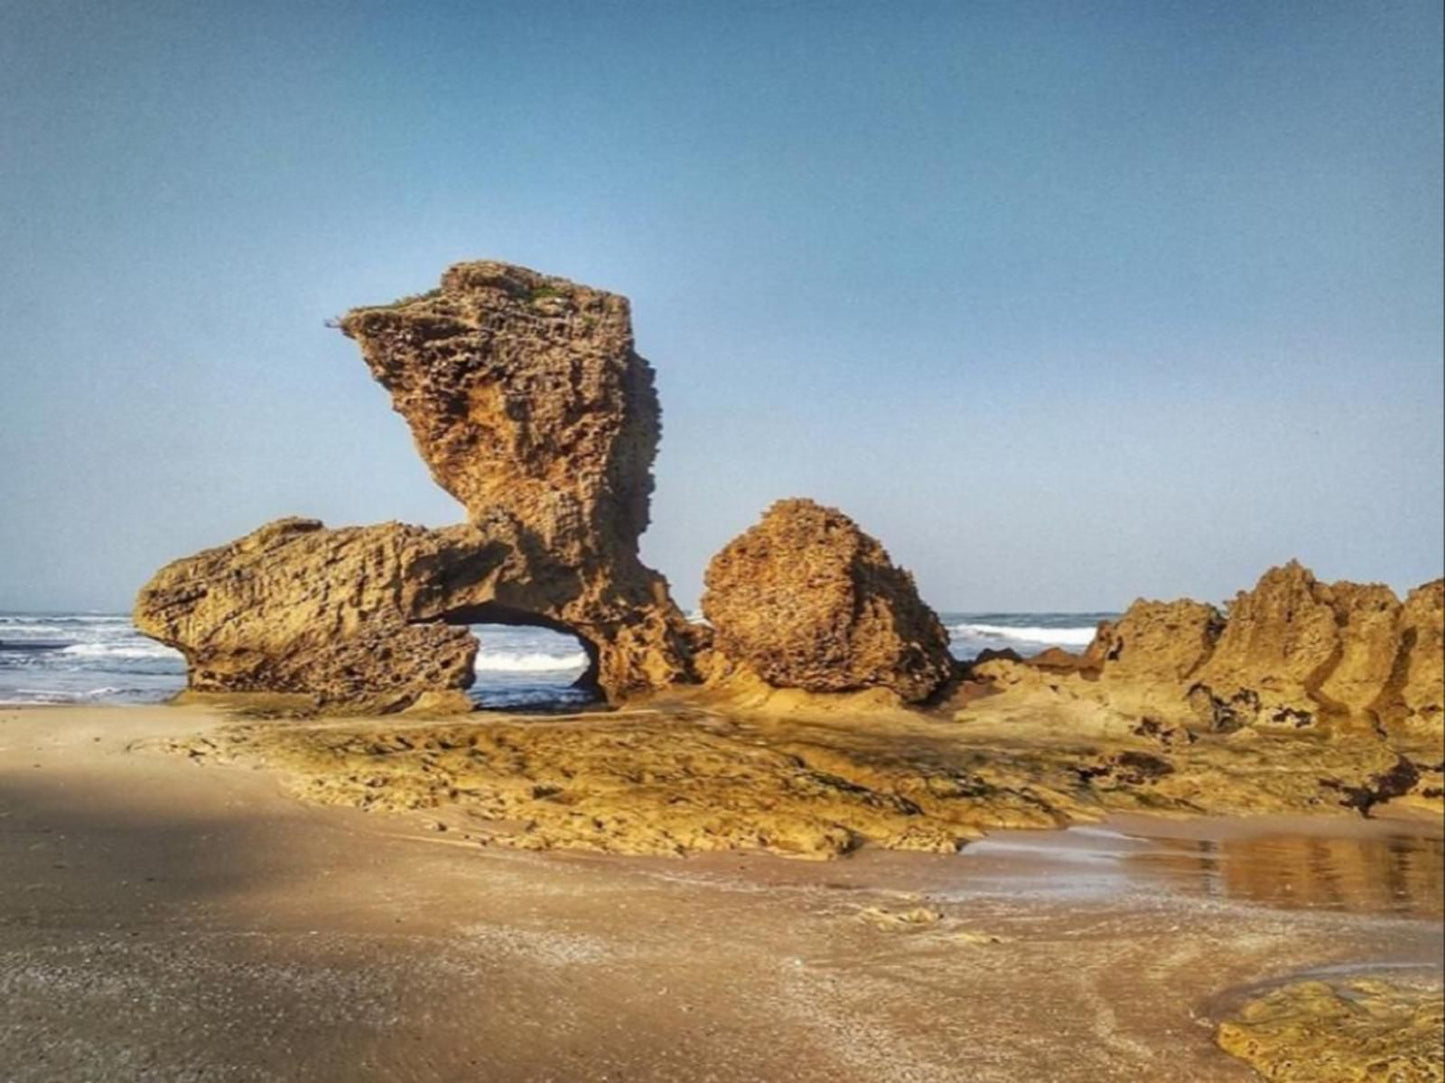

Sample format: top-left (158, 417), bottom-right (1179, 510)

top-left (137, 264), bottom-right (698, 709)
top-left (701, 499), bottom-right (954, 702)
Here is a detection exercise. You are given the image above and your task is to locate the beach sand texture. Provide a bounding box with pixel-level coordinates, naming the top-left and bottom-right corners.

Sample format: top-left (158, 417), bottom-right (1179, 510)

top-left (2, 704), bottom-right (1440, 1082)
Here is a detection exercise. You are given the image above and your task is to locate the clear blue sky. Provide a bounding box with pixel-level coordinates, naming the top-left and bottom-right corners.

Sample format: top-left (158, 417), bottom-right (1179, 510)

top-left (2, 0), bottom-right (1441, 613)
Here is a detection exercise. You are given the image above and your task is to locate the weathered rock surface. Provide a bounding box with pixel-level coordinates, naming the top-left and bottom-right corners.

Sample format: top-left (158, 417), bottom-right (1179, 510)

top-left (701, 499), bottom-right (954, 703)
top-left (134, 519), bottom-right (475, 713)
top-left (1387, 579), bottom-right (1445, 735)
top-left (1084, 599), bottom-right (1223, 683)
top-left (972, 562), bottom-right (1444, 762)
top-left (339, 262), bottom-right (659, 562)
top-left (137, 263), bottom-right (699, 710)
top-left (1216, 978), bottom-right (1444, 1083)
top-left (1179, 563), bottom-right (1444, 736)
top-left (1187, 562), bottom-right (1381, 731)
top-left (175, 695), bottom-right (1432, 858)
top-left (135, 257), bottom-right (1444, 733)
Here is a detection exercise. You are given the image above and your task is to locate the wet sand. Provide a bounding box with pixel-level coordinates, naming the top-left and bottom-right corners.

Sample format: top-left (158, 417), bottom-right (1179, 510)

top-left (1, 705), bottom-right (1441, 1081)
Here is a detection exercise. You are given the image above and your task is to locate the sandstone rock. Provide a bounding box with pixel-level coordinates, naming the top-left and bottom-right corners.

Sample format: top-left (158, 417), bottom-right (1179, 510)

top-left (1194, 563), bottom-right (1339, 701)
top-left (1067, 562), bottom-right (1444, 740)
top-left (137, 519), bottom-right (476, 712)
top-left (1028, 646), bottom-right (1091, 671)
top-left (1086, 599), bottom-right (1222, 683)
top-left (134, 257), bottom-right (1444, 732)
top-left (1216, 979), bottom-right (1445, 1083)
top-left (1375, 579), bottom-right (1445, 735)
top-left (1187, 563), bottom-right (1401, 731)
top-left (700, 500), bottom-right (954, 702)
top-left (969, 647), bottom-right (1023, 666)
top-left (338, 262), bottom-right (658, 560)
top-left (137, 263), bottom-right (700, 710)
top-left (1316, 581), bottom-right (1406, 718)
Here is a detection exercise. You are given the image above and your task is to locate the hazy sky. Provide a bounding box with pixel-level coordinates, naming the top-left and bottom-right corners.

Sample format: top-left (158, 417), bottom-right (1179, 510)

top-left (2, 1), bottom-right (1441, 613)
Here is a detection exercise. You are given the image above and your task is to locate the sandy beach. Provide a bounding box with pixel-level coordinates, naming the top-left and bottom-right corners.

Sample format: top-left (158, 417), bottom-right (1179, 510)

top-left (5, 3), bottom-right (1441, 1080)
top-left (2, 704), bottom-right (1440, 1082)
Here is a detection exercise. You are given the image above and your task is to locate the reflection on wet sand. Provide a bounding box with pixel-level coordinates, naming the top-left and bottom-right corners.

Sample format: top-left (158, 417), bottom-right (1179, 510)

top-left (1129, 831), bottom-right (1444, 919)
top-left (956, 816), bottom-right (1445, 919)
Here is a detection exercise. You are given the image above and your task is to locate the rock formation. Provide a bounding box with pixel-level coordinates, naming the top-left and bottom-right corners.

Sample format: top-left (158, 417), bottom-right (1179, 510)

top-left (1082, 599), bottom-right (1223, 683)
top-left (1216, 978), bottom-right (1445, 1083)
top-left (136, 519), bottom-right (480, 713)
top-left (134, 258), bottom-right (1444, 728)
top-left (700, 499), bottom-right (955, 702)
top-left (1383, 579), bottom-right (1445, 734)
top-left (339, 262), bottom-right (659, 565)
top-left (1178, 563), bottom-right (1442, 735)
top-left (1018, 561), bottom-right (1445, 740)
top-left (137, 262), bottom-right (699, 710)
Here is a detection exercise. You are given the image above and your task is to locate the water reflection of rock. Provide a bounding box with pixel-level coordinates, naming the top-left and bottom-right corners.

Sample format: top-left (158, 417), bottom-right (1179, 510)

top-left (1132, 831), bottom-right (1445, 918)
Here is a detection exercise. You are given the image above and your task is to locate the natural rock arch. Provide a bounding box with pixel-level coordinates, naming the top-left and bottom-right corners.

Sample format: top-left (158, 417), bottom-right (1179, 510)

top-left (136, 263), bottom-right (702, 712)
top-left (442, 601), bottom-right (602, 699)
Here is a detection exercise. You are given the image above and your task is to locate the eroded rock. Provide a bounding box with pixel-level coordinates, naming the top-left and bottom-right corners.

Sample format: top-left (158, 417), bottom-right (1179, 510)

top-left (135, 519), bottom-right (468, 711)
top-left (1186, 562), bottom-right (1350, 731)
top-left (1216, 978), bottom-right (1444, 1083)
top-left (955, 562), bottom-right (1443, 809)
top-left (339, 262), bottom-right (659, 560)
top-left (701, 499), bottom-right (955, 703)
top-left (1381, 579), bottom-right (1445, 736)
top-left (1085, 599), bottom-right (1223, 682)
top-left (134, 258), bottom-right (1444, 735)
top-left (136, 263), bottom-right (699, 710)
top-left (1079, 562), bottom-right (1444, 739)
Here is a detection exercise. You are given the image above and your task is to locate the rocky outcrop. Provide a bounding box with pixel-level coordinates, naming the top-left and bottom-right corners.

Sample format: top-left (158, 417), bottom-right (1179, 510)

top-left (338, 262), bottom-right (659, 565)
top-left (1054, 562), bottom-right (1445, 740)
top-left (136, 519), bottom-right (480, 713)
top-left (1216, 978), bottom-right (1445, 1083)
top-left (1179, 562), bottom-right (1434, 734)
top-left (1386, 579), bottom-right (1445, 733)
top-left (1083, 599), bottom-right (1223, 683)
top-left (134, 257), bottom-right (1444, 729)
top-left (137, 263), bottom-right (699, 710)
top-left (700, 500), bottom-right (954, 703)
top-left (1186, 563), bottom-right (1377, 730)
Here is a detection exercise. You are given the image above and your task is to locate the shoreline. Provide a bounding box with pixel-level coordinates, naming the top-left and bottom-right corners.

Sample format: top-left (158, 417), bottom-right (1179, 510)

top-left (3, 703), bottom-right (1441, 1080)
top-left (6, 698), bottom-right (1442, 841)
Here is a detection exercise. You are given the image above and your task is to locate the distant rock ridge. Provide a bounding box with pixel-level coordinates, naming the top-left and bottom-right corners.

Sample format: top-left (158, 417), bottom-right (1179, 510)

top-left (1056, 560), bottom-right (1443, 738)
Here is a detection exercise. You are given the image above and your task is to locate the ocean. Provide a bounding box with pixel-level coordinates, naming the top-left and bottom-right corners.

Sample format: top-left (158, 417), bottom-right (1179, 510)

top-left (0, 611), bottom-right (1112, 709)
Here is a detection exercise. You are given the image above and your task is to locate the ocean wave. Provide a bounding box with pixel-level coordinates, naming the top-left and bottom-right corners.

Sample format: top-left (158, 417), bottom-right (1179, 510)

top-left (0, 616), bottom-right (130, 629)
top-left (950, 623), bottom-right (1098, 647)
top-left (473, 650), bottom-right (589, 673)
top-left (0, 624), bottom-right (76, 637)
top-left (59, 642), bottom-right (182, 660)
top-left (1, 685), bottom-right (127, 704)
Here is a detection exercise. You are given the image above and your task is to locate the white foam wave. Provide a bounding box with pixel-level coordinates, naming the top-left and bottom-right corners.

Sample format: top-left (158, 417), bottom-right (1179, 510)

top-left (0, 616), bottom-right (129, 628)
top-left (473, 651), bottom-right (589, 673)
top-left (2, 685), bottom-right (126, 704)
top-left (59, 642), bottom-right (181, 660)
top-left (0, 623), bottom-right (74, 637)
top-left (951, 623), bottom-right (1098, 647)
